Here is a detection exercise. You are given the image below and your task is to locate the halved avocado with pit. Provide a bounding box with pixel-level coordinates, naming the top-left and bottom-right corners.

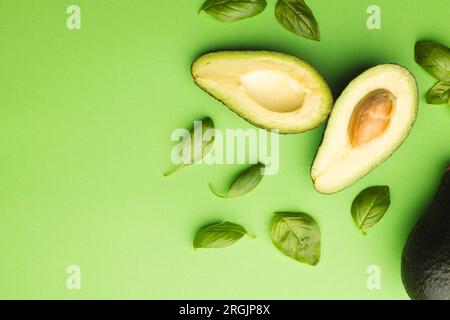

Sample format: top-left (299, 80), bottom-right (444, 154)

top-left (191, 51), bottom-right (333, 134)
top-left (311, 64), bottom-right (418, 194)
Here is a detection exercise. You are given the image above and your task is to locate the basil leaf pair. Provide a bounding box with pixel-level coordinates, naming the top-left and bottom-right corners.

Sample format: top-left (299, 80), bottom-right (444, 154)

top-left (209, 163), bottom-right (265, 198)
top-left (199, 0), bottom-right (320, 41)
top-left (164, 117), bottom-right (215, 176)
top-left (199, 0), bottom-right (267, 22)
top-left (415, 41), bottom-right (450, 105)
top-left (194, 212), bottom-right (321, 268)
top-left (351, 186), bottom-right (391, 235)
top-left (270, 212), bottom-right (321, 266)
top-left (194, 222), bottom-right (253, 248)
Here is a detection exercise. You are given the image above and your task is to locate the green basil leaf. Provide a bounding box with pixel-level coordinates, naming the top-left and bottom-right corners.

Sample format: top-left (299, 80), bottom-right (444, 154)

top-left (275, 0), bottom-right (320, 41)
top-left (426, 81), bottom-right (450, 105)
top-left (193, 222), bottom-right (251, 249)
top-left (164, 117), bottom-right (215, 177)
top-left (270, 212), bottom-right (321, 266)
top-left (200, 0), bottom-right (267, 22)
top-left (351, 186), bottom-right (391, 235)
top-left (415, 41), bottom-right (450, 81)
top-left (209, 163), bottom-right (265, 198)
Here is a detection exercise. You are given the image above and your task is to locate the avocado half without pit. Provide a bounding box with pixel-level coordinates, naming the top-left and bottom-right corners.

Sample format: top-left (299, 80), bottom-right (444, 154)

top-left (311, 64), bottom-right (418, 194)
top-left (191, 51), bottom-right (333, 134)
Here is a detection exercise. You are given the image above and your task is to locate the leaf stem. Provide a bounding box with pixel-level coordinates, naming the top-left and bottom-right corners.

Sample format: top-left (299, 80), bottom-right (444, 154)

top-left (246, 231), bottom-right (256, 239)
top-left (163, 164), bottom-right (185, 177)
top-left (209, 183), bottom-right (227, 198)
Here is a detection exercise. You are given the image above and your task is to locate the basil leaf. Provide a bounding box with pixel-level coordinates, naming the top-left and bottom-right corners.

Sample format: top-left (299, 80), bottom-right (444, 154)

top-left (415, 41), bottom-right (450, 81)
top-left (193, 222), bottom-right (251, 249)
top-left (200, 0), bottom-right (267, 22)
top-left (270, 212), bottom-right (321, 266)
top-left (164, 117), bottom-right (215, 176)
top-left (275, 0), bottom-right (320, 41)
top-left (209, 163), bottom-right (265, 198)
top-left (351, 186), bottom-right (391, 235)
top-left (426, 81), bottom-right (450, 105)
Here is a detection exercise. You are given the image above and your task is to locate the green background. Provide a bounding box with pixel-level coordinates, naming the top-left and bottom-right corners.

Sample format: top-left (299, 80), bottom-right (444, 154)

top-left (0, 0), bottom-right (449, 299)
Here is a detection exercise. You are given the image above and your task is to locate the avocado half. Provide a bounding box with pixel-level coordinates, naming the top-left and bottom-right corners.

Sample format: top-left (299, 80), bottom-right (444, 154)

top-left (402, 167), bottom-right (450, 300)
top-left (311, 64), bottom-right (418, 194)
top-left (191, 51), bottom-right (333, 134)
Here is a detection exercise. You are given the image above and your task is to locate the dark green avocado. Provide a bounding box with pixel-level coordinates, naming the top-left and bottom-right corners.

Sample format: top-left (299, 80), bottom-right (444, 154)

top-left (402, 166), bottom-right (450, 300)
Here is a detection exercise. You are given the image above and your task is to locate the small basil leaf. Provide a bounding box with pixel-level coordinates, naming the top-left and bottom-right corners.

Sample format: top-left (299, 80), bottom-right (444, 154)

top-left (415, 41), bottom-right (450, 81)
top-left (193, 222), bottom-right (251, 249)
top-left (164, 117), bottom-right (215, 177)
top-left (209, 163), bottom-right (265, 198)
top-left (275, 0), bottom-right (320, 41)
top-left (351, 186), bottom-right (391, 235)
top-left (270, 212), bottom-right (321, 266)
top-left (200, 0), bottom-right (267, 22)
top-left (426, 81), bottom-right (450, 105)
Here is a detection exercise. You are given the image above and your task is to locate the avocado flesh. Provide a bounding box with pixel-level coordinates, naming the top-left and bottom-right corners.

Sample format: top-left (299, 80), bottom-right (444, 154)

top-left (402, 167), bottom-right (450, 300)
top-left (191, 51), bottom-right (333, 134)
top-left (311, 64), bottom-right (418, 193)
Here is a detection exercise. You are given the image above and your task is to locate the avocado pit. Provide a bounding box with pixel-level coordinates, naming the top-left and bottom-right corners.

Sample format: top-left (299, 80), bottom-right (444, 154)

top-left (348, 89), bottom-right (396, 148)
top-left (240, 70), bottom-right (305, 113)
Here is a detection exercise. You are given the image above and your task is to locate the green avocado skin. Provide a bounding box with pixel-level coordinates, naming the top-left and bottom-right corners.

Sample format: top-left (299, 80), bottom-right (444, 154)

top-left (402, 167), bottom-right (450, 300)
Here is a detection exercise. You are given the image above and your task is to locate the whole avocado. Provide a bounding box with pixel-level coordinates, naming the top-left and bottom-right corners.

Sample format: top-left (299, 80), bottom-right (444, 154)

top-left (402, 166), bottom-right (450, 300)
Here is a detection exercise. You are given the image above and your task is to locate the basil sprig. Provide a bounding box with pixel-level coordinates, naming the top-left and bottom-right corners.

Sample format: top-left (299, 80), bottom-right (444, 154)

top-left (270, 212), bottom-right (321, 266)
top-left (275, 0), bottom-right (320, 41)
top-left (351, 186), bottom-right (391, 235)
top-left (200, 0), bottom-right (267, 22)
top-left (209, 163), bottom-right (265, 198)
top-left (415, 41), bottom-right (450, 105)
top-left (198, 0), bottom-right (321, 41)
top-left (194, 222), bottom-right (252, 249)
